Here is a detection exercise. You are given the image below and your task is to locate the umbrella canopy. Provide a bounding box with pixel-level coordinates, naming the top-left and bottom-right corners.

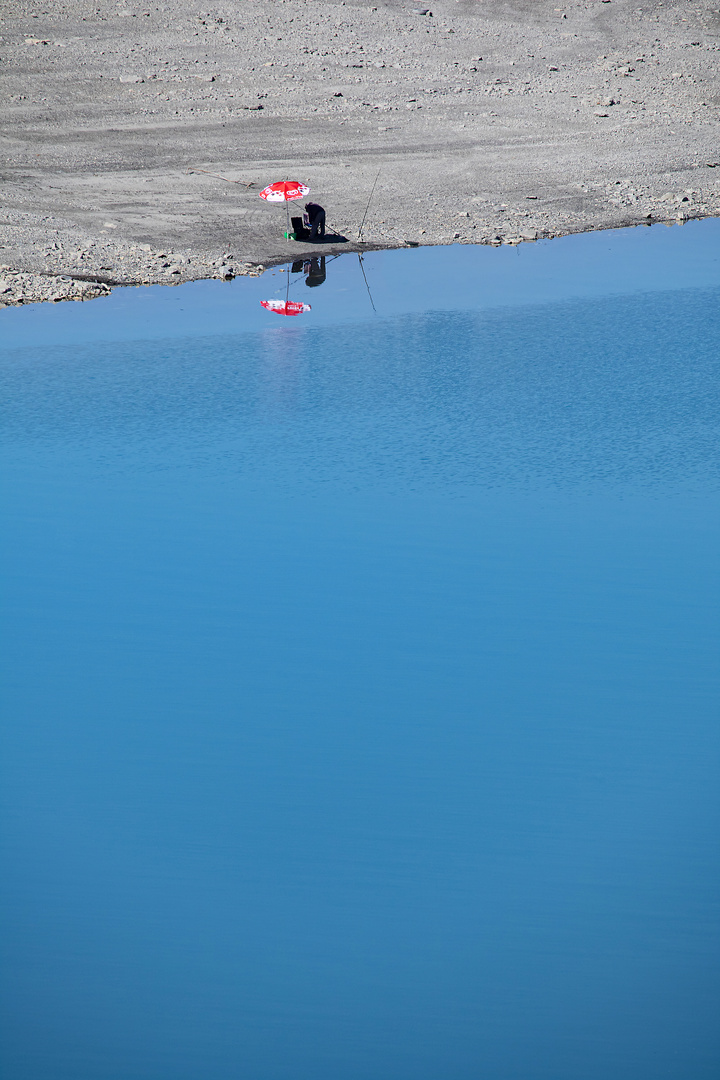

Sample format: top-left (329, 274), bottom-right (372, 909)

top-left (259, 180), bottom-right (310, 203)
top-left (259, 180), bottom-right (310, 235)
top-left (260, 299), bottom-right (311, 317)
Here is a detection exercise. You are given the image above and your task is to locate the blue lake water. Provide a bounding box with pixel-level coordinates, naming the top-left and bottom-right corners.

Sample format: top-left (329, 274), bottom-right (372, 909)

top-left (1, 222), bottom-right (719, 1080)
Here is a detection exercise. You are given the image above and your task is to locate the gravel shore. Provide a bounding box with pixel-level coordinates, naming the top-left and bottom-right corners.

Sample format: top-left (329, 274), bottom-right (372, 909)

top-left (1, 0), bottom-right (719, 306)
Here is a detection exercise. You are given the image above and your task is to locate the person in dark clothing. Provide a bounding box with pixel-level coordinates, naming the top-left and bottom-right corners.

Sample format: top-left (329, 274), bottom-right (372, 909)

top-left (303, 256), bottom-right (326, 287)
top-left (304, 202), bottom-right (326, 241)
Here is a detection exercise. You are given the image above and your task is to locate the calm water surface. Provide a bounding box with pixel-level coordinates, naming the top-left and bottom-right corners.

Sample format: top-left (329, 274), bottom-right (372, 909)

top-left (1, 223), bottom-right (719, 1080)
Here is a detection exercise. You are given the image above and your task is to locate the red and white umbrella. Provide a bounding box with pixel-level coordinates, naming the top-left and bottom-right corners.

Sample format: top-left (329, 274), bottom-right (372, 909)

top-left (260, 299), bottom-right (311, 317)
top-left (259, 180), bottom-right (310, 235)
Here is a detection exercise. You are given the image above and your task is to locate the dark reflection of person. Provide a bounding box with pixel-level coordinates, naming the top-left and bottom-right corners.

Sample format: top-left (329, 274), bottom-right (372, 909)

top-left (303, 256), bottom-right (326, 288)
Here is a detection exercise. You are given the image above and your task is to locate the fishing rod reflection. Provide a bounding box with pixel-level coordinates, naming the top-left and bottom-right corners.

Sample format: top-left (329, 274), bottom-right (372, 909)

top-left (289, 253), bottom-right (376, 312)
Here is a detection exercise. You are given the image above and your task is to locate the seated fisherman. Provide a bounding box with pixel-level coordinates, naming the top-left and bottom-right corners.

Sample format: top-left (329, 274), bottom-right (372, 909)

top-left (304, 201), bottom-right (326, 242)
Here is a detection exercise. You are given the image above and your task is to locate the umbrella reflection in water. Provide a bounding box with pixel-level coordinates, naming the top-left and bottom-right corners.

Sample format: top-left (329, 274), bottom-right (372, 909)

top-left (260, 298), bottom-right (311, 317)
top-left (261, 262), bottom-right (312, 317)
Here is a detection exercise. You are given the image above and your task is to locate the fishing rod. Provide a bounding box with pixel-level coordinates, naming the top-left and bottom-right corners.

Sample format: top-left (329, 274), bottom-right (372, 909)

top-left (357, 168), bottom-right (381, 244)
top-left (185, 168), bottom-right (254, 187)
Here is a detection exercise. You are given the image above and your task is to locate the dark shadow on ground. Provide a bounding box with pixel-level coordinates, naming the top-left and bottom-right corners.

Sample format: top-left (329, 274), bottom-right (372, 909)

top-left (294, 232), bottom-right (348, 245)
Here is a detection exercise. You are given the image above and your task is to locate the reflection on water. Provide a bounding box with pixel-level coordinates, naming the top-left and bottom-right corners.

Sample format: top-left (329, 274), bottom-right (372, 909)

top-left (1, 226), bottom-right (719, 1080)
top-left (292, 256), bottom-right (327, 288)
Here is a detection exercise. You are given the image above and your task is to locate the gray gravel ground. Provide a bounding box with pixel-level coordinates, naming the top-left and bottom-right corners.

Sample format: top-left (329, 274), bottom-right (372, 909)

top-left (1, 0), bottom-right (719, 306)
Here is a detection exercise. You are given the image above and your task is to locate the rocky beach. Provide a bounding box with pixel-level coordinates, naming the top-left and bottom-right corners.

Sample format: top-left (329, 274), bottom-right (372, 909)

top-left (1, 0), bottom-right (719, 306)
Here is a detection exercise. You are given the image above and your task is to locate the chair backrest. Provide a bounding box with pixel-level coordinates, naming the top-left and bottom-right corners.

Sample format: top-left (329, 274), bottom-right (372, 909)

top-left (291, 215), bottom-right (308, 238)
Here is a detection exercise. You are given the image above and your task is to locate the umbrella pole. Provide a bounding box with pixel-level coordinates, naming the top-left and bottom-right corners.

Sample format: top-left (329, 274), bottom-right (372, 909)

top-left (285, 200), bottom-right (290, 238)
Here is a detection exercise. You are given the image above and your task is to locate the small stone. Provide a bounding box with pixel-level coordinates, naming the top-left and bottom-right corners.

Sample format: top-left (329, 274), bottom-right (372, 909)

top-left (119, 75), bottom-right (144, 83)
